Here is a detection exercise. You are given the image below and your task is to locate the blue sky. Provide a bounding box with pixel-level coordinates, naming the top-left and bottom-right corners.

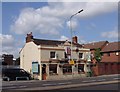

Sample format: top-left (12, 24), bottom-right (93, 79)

top-left (1, 1), bottom-right (118, 58)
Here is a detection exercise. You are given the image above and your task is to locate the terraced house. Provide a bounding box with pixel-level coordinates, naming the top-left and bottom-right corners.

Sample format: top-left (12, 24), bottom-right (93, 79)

top-left (84, 41), bottom-right (120, 76)
top-left (20, 32), bottom-right (91, 80)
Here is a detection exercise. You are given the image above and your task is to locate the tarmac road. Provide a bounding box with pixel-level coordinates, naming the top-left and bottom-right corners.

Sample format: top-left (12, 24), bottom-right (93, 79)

top-left (2, 74), bottom-right (120, 91)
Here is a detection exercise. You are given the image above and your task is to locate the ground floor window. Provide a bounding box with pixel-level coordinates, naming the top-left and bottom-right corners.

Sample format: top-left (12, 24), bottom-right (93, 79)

top-left (49, 64), bottom-right (57, 75)
top-left (78, 64), bottom-right (84, 73)
top-left (63, 64), bottom-right (72, 74)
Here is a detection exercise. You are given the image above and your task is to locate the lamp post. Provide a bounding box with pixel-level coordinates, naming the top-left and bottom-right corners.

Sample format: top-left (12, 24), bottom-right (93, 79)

top-left (70, 9), bottom-right (83, 61)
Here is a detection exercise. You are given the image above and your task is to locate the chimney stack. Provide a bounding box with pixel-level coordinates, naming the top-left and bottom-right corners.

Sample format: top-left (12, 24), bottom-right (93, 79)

top-left (26, 32), bottom-right (33, 43)
top-left (72, 36), bottom-right (78, 43)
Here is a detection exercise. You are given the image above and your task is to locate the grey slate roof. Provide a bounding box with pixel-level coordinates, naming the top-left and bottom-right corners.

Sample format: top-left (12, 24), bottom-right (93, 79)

top-left (33, 38), bottom-right (82, 47)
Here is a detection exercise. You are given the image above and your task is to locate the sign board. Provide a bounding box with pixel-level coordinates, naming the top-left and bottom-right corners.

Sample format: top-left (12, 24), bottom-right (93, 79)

top-left (69, 60), bottom-right (75, 65)
top-left (65, 46), bottom-right (71, 55)
top-left (32, 62), bottom-right (39, 74)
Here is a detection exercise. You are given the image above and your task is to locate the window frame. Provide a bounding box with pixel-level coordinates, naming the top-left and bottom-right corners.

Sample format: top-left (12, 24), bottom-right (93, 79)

top-left (62, 64), bottom-right (72, 74)
top-left (78, 64), bottom-right (84, 73)
top-left (49, 64), bottom-right (57, 75)
top-left (107, 53), bottom-right (110, 56)
top-left (79, 53), bottom-right (83, 59)
top-left (50, 51), bottom-right (56, 59)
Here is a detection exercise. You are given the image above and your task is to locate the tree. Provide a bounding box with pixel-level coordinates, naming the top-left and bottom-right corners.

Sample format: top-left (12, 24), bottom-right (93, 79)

top-left (94, 48), bottom-right (102, 62)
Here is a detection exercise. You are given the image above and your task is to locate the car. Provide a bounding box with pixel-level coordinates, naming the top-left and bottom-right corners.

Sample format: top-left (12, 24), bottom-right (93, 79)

top-left (2, 68), bottom-right (32, 81)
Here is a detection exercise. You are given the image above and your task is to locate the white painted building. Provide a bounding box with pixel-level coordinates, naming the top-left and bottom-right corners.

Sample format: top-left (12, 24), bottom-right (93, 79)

top-left (20, 32), bottom-right (91, 80)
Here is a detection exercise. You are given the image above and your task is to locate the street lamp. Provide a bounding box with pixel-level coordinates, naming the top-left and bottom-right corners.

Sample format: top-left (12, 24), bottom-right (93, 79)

top-left (70, 9), bottom-right (83, 61)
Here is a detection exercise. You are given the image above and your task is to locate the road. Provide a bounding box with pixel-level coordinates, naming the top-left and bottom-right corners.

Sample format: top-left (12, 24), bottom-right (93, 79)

top-left (61, 83), bottom-right (119, 90)
top-left (2, 74), bottom-right (120, 91)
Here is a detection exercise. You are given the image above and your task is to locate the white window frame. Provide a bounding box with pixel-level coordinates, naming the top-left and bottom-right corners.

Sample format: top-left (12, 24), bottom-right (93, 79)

top-left (79, 53), bottom-right (83, 59)
top-left (50, 51), bottom-right (56, 59)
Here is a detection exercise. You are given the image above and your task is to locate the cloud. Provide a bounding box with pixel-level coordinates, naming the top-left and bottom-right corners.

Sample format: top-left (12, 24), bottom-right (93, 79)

top-left (10, 7), bottom-right (63, 35)
top-left (59, 35), bottom-right (69, 41)
top-left (79, 40), bottom-right (86, 44)
top-left (11, 2), bottom-right (117, 36)
top-left (0, 34), bottom-right (22, 58)
top-left (0, 34), bottom-right (14, 46)
top-left (66, 20), bottom-right (78, 30)
top-left (101, 27), bottom-right (119, 39)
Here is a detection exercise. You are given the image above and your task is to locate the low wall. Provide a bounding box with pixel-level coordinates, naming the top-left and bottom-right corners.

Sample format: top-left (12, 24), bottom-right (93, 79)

top-left (47, 74), bottom-right (86, 80)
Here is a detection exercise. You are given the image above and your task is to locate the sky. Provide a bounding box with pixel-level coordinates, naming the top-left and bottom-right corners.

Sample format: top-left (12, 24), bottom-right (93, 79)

top-left (1, 0), bottom-right (119, 58)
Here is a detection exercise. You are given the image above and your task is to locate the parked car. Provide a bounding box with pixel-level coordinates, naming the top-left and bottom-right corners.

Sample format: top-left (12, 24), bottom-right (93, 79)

top-left (2, 68), bottom-right (32, 81)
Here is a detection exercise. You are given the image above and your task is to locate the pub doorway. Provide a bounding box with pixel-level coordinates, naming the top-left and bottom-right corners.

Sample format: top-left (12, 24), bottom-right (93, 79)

top-left (42, 64), bottom-right (46, 80)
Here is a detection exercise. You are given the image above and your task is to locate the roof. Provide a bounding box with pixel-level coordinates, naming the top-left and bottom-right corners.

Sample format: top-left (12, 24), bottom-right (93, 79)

top-left (33, 38), bottom-right (65, 46)
top-left (83, 41), bottom-right (108, 50)
top-left (101, 41), bottom-right (120, 52)
top-left (33, 38), bottom-right (83, 47)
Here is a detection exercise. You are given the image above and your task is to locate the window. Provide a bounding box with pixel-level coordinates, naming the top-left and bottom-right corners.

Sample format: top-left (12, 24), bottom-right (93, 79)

top-left (79, 53), bottom-right (83, 59)
top-left (107, 53), bottom-right (110, 56)
top-left (78, 64), bottom-right (84, 73)
top-left (49, 64), bottom-right (57, 75)
top-left (50, 52), bottom-right (56, 58)
top-left (64, 52), bottom-right (67, 58)
top-left (63, 64), bottom-right (72, 74)
top-left (116, 52), bottom-right (119, 56)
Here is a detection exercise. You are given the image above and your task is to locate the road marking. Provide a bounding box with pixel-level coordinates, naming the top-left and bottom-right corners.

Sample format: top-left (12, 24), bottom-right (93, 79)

top-left (3, 85), bottom-right (27, 89)
top-left (58, 83), bottom-right (67, 85)
top-left (113, 78), bottom-right (120, 80)
top-left (90, 80), bottom-right (96, 82)
top-left (97, 79), bottom-right (106, 81)
top-left (43, 84), bottom-right (56, 86)
top-left (3, 86), bottom-right (17, 89)
top-left (58, 82), bottom-right (72, 85)
top-left (19, 86), bottom-right (27, 88)
top-left (82, 80), bottom-right (96, 83)
top-left (43, 82), bottom-right (72, 86)
top-left (82, 81), bottom-right (89, 82)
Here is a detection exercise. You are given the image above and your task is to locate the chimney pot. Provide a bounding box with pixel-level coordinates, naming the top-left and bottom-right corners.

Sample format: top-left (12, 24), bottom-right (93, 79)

top-left (26, 32), bottom-right (33, 43)
top-left (72, 36), bottom-right (78, 43)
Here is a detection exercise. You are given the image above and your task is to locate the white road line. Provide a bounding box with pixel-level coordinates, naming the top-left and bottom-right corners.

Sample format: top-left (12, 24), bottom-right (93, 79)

top-left (3, 86), bottom-right (17, 89)
top-left (19, 86), bottom-right (27, 88)
top-left (113, 78), bottom-right (120, 80)
top-left (82, 80), bottom-right (96, 83)
top-left (82, 81), bottom-right (89, 82)
top-left (90, 80), bottom-right (96, 82)
top-left (42, 84), bottom-right (56, 86)
top-left (66, 82), bottom-right (72, 84)
top-left (58, 83), bottom-right (67, 85)
top-left (97, 79), bottom-right (106, 81)
top-left (58, 82), bottom-right (72, 85)
top-left (3, 85), bottom-right (27, 89)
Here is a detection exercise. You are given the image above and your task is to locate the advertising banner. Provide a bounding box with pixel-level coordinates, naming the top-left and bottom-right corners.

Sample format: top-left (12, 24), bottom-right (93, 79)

top-left (32, 62), bottom-right (39, 74)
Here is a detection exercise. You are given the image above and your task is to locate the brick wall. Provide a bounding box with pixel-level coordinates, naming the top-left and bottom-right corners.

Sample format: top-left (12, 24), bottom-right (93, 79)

top-left (101, 52), bottom-right (119, 62)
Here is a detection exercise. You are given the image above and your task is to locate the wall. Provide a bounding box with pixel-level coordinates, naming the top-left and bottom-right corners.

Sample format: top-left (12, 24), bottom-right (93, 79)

top-left (20, 42), bottom-right (40, 73)
top-left (40, 45), bottom-right (90, 62)
top-left (101, 52), bottom-right (119, 62)
top-left (91, 62), bottom-right (120, 76)
top-left (40, 46), bottom-right (64, 61)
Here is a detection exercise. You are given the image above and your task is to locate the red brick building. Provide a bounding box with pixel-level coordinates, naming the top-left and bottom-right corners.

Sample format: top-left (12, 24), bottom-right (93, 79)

top-left (83, 41), bottom-right (120, 76)
top-left (2, 54), bottom-right (14, 65)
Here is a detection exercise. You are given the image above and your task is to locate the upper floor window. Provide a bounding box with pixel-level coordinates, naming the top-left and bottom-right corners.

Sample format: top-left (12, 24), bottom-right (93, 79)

top-left (50, 52), bottom-right (56, 58)
top-left (107, 53), bottom-right (110, 56)
top-left (115, 52), bottom-right (119, 56)
top-left (64, 52), bottom-right (67, 59)
top-left (79, 53), bottom-right (83, 59)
